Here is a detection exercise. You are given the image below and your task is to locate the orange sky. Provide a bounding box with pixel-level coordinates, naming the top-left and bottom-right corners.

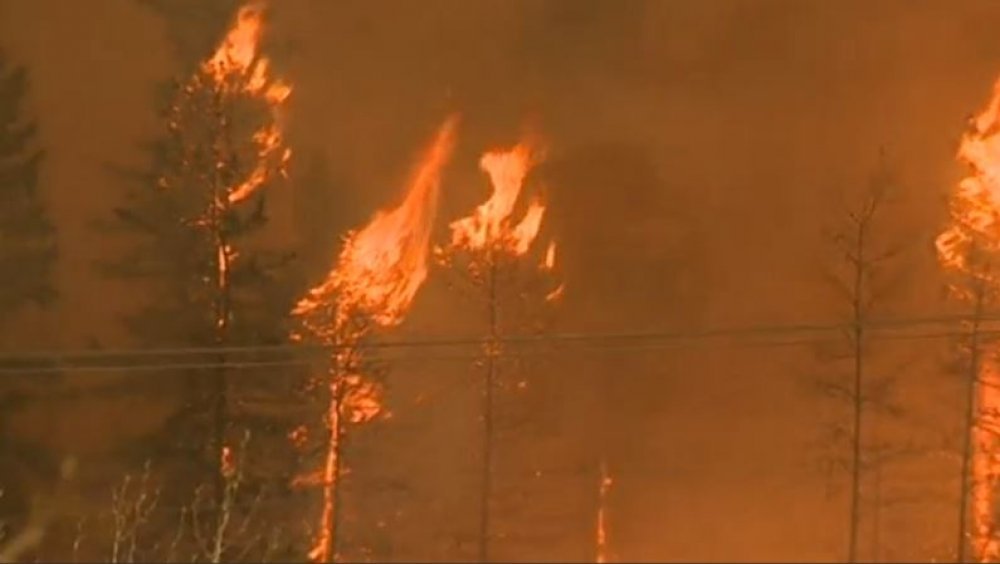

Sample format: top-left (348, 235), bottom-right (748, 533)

top-left (3, 0), bottom-right (1000, 560)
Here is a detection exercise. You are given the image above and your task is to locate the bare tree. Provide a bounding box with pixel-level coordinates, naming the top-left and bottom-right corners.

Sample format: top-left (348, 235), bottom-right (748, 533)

top-left (816, 151), bottom-right (910, 563)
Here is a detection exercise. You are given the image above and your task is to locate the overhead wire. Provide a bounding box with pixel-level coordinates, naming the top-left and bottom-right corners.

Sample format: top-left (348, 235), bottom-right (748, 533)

top-left (1, 310), bottom-right (997, 365)
top-left (0, 316), bottom-right (994, 375)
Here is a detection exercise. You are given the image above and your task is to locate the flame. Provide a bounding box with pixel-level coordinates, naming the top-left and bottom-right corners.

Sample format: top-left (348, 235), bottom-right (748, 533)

top-left (293, 115), bottom-right (459, 563)
top-left (937, 76), bottom-right (1000, 562)
top-left (198, 1), bottom-right (293, 206)
top-left (448, 142), bottom-right (546, 256)
top-left (297, 115), bottom-right (458, 331)
top-left (596, 459), bottom-right (613, 563)
top-left (220, 446), bottom-right (236, 479)
top-left (160, 1), bottom-right (291, 487)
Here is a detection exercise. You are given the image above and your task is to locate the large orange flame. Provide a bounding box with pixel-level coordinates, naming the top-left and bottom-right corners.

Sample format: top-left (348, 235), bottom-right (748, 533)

top-left (292, 115), bottom-right (459, 563)
top-left (173, 1), bottom-right (292, 329)
top-left (439, 135), bottom-right (563, 562)
top-left (200, 1), bottom-right (292, 206)
top-left (163, 1), bottom-right (291, 479)
top-left (937, 77), bottom-right (1000, 562)
top-left (448, 142), bottom-right (548, 258)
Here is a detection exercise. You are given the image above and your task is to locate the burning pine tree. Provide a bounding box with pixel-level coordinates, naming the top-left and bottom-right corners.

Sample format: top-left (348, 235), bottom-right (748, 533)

top-left (437, 138), bottom-right (563, 562)
top-left (292, 115), bottom-right (458, 563)
top-left (937, 77), bottom-right (1000, 562)
top-left (106, 1), bottom-right (295, 552)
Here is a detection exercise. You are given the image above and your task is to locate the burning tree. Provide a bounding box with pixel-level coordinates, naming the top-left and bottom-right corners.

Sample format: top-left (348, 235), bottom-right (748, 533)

top-left (104, 1), bottom-right (296, 551)
top-left (292, 115), bottom-right (458, 563)
top-left (937, 77), bottom-right (1000, 563)
top-left (437, 139), bottom-right (563, 562)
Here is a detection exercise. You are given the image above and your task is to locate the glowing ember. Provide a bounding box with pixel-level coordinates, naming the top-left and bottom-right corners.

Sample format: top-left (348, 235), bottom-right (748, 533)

top-left (293, 115), bottom-right (459, 563)
top-left (220, 446), bottom-right (236, 479)
top-left (937, 76), bottom-right (1000, 562)
top-left (596, 459), bottom-right (613, 563)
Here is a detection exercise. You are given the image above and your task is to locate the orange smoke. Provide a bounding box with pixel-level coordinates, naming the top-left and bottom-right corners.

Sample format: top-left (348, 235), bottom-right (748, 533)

top-left (292, 115), bottom-right (459, 563)
top-left (937, 76), bottom-right (1000, 562)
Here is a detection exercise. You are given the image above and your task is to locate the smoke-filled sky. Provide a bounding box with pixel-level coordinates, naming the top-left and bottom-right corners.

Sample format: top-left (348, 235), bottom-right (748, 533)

top-left (3, 0), bottom-right (1000, 560)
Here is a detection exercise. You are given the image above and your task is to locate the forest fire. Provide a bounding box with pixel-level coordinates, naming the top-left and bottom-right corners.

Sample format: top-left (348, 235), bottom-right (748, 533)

top-left (439, 138), bottom-right (562, 561)
top-left (447, 142), bottom-right (550, 259)
top-left (170, 0), bottom-right (291, 332)
top-left (292, 115), bottom-right (459, 563)
top-left (937, 77), bottom-right (1000, 562)
top-left (200, 1), bottom-right (293, 206)
top-left (160, 0), bottom-right (292, 502)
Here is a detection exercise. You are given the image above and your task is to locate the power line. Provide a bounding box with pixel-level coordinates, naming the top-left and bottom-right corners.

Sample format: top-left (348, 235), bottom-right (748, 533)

top-left (0, 323), bottom-right (992, 375)
top-left (0, 310), bottom-right (997, 367)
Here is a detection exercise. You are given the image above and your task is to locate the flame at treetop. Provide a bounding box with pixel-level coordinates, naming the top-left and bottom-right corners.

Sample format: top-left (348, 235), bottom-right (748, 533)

top-left (936, 76), bottom-right (1000, 562)
top-left (292, 115), bottom-right (459, 563)
top-left (295, 114), bottom-right (459, 334)
top-left (198, 1), bottom-right (292, 205)
top-left (448, 142), bottom-right (548, 257)
top-left (443, 139), bottom-right (564, 304)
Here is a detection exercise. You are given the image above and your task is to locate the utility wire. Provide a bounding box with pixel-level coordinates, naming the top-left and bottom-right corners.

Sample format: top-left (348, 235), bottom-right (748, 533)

top-left (0, 310), bottom-right (997, 366)
top-left (0, 323), bottom-right (992, 375)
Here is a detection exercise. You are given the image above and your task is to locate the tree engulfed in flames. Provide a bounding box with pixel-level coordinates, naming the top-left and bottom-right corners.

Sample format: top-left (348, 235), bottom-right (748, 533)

top-left (155, 0), bottom-right (291, 502)
top-left (165, 0), bottom-right (292, 333)
top-left (937, 77), bottom-right (1000, 562)
top-left (200, 2), bottom-right (292, 206)
top-left (439, 138), bottom-right (563, 561)
top-left (292, 115), bottom-right (459, 563)
top-left (445, 141), bottom-right (561, 285)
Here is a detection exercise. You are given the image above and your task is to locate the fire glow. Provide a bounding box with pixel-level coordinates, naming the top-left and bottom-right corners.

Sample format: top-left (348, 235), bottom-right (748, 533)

top-left (937, 77), bottom-right (1000, 562)
top-left (292, 115), bottom-right (459, 563)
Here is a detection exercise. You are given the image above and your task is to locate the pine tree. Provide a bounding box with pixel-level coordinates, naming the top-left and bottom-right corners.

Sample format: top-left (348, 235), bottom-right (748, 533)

top-left (0, 51), bottom-right (55, 324)
top-left (435, 139), bottom-right (564, 562)
top-left (0, 48), bottom-right (57, 545)
top-left (99, 6), bottom-right (305, 559)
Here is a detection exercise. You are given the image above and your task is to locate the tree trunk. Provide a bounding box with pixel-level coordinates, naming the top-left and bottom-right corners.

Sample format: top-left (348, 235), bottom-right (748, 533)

top-left (478, 256), bottom-right (498, 563)
top-left (957, 282), bottom-right (985, 564)
top-left (847, 222), bottom-right (866, 564)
